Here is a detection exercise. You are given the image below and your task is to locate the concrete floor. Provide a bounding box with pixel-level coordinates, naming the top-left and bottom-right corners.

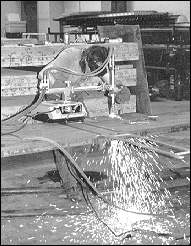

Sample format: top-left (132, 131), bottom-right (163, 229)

top-left (1, 128), bottom-right (190, 245)
top-left (1, 98), bottom-right (190, 157)
top-left (1, 97), bottom-right (190, 245)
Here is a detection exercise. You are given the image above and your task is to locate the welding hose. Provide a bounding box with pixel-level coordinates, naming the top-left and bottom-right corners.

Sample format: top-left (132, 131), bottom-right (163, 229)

top-left (1, 47), bottom-right (113, 129)
top-left (3, 135), bottom-right (189, 240)
top-left (1, 88), bottom-right (47, 124)
top-left (1, 120), bottom-right (29, 136)
top-left (40, 47), bottom-right (113, 120)
top-left (21, 136), bottom-right (187, 240)
top-left (42, 46), bottom-right (113, 79)
top-left (1, 89), bottom-right (47, 136)
top-left (23, 136), bottom-right (178, 218)
top-left (24, 136), bottom-right (100, 196)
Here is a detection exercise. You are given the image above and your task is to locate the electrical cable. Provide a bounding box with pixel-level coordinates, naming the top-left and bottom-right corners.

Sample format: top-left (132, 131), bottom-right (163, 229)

top-left (1, 133), bottom-right (23, 141)
top-left (2, 44), bottom-right (189, 241)
top-left (1, 118), bottom-right (29, 136)
top-left (64, 156), bottom-right (132, 238)
top-left (25, 109), bottom-right (56, 118)
top-left (1, 88), bottom-right (46, 124)
top-left (174, 235), bottom-right (190, 241)
top-left (43, 46), bottom-right (112, 78)
top-left (23, 136), bottom-right (182, 219)
top-left (1, 46), bottom-right (112, 136)
top-left (85, 190), bottom-right (190, 241)
top-left (1, 110), bottom-right (36, 136)
top-left (84, 188), bottom-right (132, 238)
top-left (2, 135), bottom-right (190, 241)
top-left (65, 158), bottom-right (85, 187)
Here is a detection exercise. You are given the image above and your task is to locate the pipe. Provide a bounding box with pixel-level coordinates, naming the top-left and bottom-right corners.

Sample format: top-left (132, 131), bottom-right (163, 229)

top-left (46, 85), bottom-right (104, 94)
top-left (112, 133), bottom-right (190, 156)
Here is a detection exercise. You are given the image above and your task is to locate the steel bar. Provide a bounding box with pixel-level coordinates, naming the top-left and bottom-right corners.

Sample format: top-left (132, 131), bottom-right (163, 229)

top-left (147, 139), bottom-right (189, 152)
top-left (100, 134), bottom-right (184, 160)
top-left (46, 85), bottom-right (103, 94)
top-left (112, 133), bottom-right (190, 154)
top-left (1, 211), bottom-right (92, 219)
top-left (123, 139), bottom-right (184, 160)
top-left (1, 187), bottom-right (63, 195)
top-left (1, 187), bottom-right (114, 197)
top-left (176, 151), bottom-right (190, 156)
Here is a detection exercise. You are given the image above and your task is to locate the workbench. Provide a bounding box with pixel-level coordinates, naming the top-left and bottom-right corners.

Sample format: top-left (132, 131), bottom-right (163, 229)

top-left (1, 109), bottom-right (190, 158)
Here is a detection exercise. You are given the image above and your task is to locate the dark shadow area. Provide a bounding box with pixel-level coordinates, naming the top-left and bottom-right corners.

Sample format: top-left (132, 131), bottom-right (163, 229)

top-left (1, 151), bottom-right (53, 170)
top-left (6, 66), bottom-right (43, 73)
top-left (37, 169), bottom-right (107, 184)
top-left (33, 113), bottom-right (85, 124)
top-left (33, 113), bottom-right (51, 123)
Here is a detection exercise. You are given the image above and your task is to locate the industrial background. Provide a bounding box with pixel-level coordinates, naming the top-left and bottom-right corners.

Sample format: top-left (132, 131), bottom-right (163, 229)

top-left (1, 1), bottom-right (190, 36)
top-left (1, 2), bottom-right (190, 245)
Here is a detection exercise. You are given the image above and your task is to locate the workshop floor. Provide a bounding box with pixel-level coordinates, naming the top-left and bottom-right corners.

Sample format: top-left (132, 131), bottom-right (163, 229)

top-left (1, 129), bottom-right (190, 245)
top-left (1, 98), bottom-right (190, 245)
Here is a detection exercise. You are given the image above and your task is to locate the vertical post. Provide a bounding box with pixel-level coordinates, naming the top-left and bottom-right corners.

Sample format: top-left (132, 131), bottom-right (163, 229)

top-left (108, 47), bottom-right (115, 115)
top-left (60, 21), bottom-right (64, 41)
top-left (37, 1), bottom-right (50, 33)
top-left (111, 48), bottom-right (115, 107)
top-left (98, 25), bottom-right (151, 115)
top-left (53, 150), bottom-right (77, 190)
top-left (135, 26), bottom-right (152, 115)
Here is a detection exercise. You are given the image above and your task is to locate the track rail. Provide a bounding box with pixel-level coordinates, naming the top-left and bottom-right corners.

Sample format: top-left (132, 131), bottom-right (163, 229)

top-left (63, 121), bottom-right (189, 160)
top-left (66, 121), bottom-right (120, 136)
top-left (1, 177), bottom-right (190, 218)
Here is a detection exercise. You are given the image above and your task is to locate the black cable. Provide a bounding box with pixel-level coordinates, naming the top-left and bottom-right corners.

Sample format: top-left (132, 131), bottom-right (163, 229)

top-left (11, 136), bottom-right (189, 241)
top-left (1, 46), bottom-right (112, 130)
top-left (1, 133), bottom-right (23, 141)
top-left (64, 157), bottom-right (132, 238)
top-left (174, 235), bottom-right (190, 241)
top-left (65, 157), bottom-right (133, 238)
top-left (1, 102), bottom-right (57, 136)
top-left (1, 120), bottom-right (28, 136)
top-left (1, 46), bottom-right (111, 132)
top-left (3, 134), bottom-right (189, 241)
top-left (65, 158), bottom-right (84, 186)
top-left (43, 47), bottom-right (112, 78)
top-left (2, 89), bottom-right (46, 123)
top-left (85, 189), bottom-right (132, 238)
top-left (24, 137), bottom-right (181, 217)
top-left (63, 150), bottom-right (190, 241)
top-left (26, 109), bottom-right (56, 118)
top-left (79, 181), bottom-right (91, 207)
top-left (85, 190), bottom-right (190, 242)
